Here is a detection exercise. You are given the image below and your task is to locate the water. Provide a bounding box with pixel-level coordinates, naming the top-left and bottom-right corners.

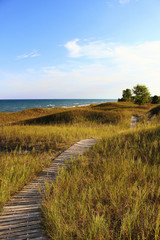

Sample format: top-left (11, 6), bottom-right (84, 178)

top-left (0, 99), bottom-right (117, 112)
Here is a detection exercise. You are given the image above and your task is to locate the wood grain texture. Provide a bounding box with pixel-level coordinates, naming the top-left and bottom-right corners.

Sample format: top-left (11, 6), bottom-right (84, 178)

top-left (0, 138), bottom-right (98, 240)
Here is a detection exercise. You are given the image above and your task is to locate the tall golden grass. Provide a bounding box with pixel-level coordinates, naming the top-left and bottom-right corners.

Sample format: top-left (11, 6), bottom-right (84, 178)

top-left (0, 122), bottom-right (122, 211)
top-left (0, 102), bottom-right (159, 239)
top-left (42, 122), bottom-right (160, 240)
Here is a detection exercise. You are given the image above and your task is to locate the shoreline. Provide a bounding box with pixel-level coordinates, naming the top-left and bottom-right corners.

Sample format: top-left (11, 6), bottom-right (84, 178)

top-left (0, 99), bottom-right (117, 113)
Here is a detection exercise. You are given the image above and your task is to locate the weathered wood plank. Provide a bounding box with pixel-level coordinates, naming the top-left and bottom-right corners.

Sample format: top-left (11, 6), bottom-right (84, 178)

top-left (0, 138), bottom-right (98, 240)
top-left (1, 232), bottom-right (47, 240)
top-left (0, 213), bottom-right (41, 222)
top-left (4, 204), bottom-right (40, 210)
top-left (0, 224), bottom-right (41, 233)
top-left (0, 217), bottom-right (41, 226)
top-left (0, 220), bottom-right (40, 230)
top-left (0, 228), bottom-right (43, 239)
top-left (5, 200), bottom-right (41, 206)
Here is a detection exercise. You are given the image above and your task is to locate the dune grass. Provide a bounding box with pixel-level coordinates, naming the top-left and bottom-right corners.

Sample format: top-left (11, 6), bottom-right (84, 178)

top-left (0, 122), bottom-right (123, 211)
top-left (0, 107), bottom-right (67, 125)
top-left (0, 101), bottom-right (138, 210)
top-left (0, 101), bottom-right (159, 239)
top-left (42, 121), bottom-right (160, 239)
top-left (0, 150), bottom-right (52, 208)
top-left (0, 102), bottom-right (154, 126)
top-left (21, 108), bottom-right (125, 125)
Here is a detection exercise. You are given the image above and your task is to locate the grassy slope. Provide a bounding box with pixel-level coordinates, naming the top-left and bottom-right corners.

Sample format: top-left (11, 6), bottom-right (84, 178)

top-left (0, 123), bottom-right (121, 210)
top-left (2, 101), bottom-right (138, 210)
top-left (42, 122), bottom-right (160, 240)
top-left (0, 102), bottom-right (158, 232)
top-left (40, 103), bottom-right (160, 240)
top-left (0, 102), bottom-right (153, 126)
top-left (137, 104), bottom-right (160, 125)
top-left (0, 107), bottom-right (68, 125)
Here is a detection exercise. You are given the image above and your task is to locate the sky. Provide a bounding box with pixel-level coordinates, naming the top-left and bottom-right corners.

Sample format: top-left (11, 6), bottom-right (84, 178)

top-left (0, 0), bottom-right (160, 99)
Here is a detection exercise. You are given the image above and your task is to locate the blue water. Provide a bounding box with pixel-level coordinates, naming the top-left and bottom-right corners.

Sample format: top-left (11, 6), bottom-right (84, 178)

top-left (0, 99), bottom-right (117, 112)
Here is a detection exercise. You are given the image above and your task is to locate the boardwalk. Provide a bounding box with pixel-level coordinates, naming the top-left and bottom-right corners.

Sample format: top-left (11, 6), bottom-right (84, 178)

top-left (0, 138), bottom-right (98, 240)
top-left (130, 115), bottom-right (139, 128)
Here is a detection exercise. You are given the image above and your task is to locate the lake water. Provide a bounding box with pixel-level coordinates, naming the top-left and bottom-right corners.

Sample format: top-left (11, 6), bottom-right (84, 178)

top-left (0, 99), bottom-right (117, 112)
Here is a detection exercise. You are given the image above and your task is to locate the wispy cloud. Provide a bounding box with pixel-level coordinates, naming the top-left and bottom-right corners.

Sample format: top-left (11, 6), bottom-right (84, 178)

top-left (64, 39), bottom-right (81, 58)
top-left (64, 39), bottom-right (114, 58)
top-left (49, 40), bottom-right (160, 97)
top-left (1, 40), bottom-right (160, 98)
top-left (17, 50), bottom-right (40, 60)
top-left (64, 39), bottom-right (160, 65)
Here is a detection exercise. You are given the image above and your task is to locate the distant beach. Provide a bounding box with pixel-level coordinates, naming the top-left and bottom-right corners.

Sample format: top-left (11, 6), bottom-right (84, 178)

top-left (0, 99), bottom-right (117, 112)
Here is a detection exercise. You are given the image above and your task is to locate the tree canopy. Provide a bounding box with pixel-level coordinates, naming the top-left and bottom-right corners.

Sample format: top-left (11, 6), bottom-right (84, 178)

top-left (151, 95), bottom-right (160, 104)
top-left (118, 84), bottom-right (151, 105)
top-left (132, 85), bottom-right (150, 105)
top-left (122, 89), bottom-right (132, 102)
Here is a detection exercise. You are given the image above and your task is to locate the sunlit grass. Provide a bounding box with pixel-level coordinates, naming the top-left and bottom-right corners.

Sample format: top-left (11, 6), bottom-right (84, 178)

top-left (0, 102), bottom-right (159, 238)
top-left (0, 102), bottom-right (154, 126)
top-left (0, 150), bottom-right (52, 209)
top-left (42, 122), bottom-right (160, 240)
top-left (0, 122), bottom-right (123, 211)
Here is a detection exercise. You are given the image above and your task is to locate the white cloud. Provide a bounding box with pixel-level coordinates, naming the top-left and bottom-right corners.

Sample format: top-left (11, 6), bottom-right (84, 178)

top-left (1, 41), bottom-right (160, 98)
top-left (64, 39), bottom-right (81, 58)
top-left (46, 40), bottom-right (160, 97)
top-left (113, 41), bottom-right (160, 68)
top-left (64, 39), bottom-right (160, 66)
top-left (40, 63), bottom-right (122, 98)
top-left (65, 39), bottom-right (114, 58)
top-left (17, 50), bottom-right (40, 60)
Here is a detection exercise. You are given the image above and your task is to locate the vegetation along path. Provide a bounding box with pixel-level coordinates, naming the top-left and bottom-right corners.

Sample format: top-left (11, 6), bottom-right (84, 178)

top-left (0, 138), bottom-right (98, 240)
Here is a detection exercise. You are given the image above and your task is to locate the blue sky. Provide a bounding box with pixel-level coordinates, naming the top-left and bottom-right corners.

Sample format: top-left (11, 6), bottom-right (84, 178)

top-left (0, 0), bottom-right (160, 99)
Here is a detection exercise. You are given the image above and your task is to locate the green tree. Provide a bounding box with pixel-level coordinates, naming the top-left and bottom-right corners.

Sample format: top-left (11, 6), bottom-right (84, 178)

top-left (122, 88), bottom-right (132, 102)
top-left (132, 84), bottom-right (150, 105)
top-left (151, 95), bottom-right (160, 104)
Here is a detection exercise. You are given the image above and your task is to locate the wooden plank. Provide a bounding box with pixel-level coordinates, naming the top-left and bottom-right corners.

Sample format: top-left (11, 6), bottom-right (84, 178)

top-left (0, 220), bottom-right (40, 230)
top-left (5, 200), bottom-right (41, 205)
top-left (0, 213), bottom-right (40, 222)
top-left (0, 224), bottom-right (41, 235)
top-left (0, 138), bottom-right (98, 240)
top-left (0, 218), bottom-right (41, 228)
top-left (0, 217), bottom-right (41, 226)
top-left (2, 208), bottom-right (40, 215)
top-left (11, 196), bottom-right (41, 199)
top-left (0, 228), bottom-right (43, 239)
top-left (1, 232), bottom-right (47, 240)
top-left (4, 204), bottom-right (40, 210)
